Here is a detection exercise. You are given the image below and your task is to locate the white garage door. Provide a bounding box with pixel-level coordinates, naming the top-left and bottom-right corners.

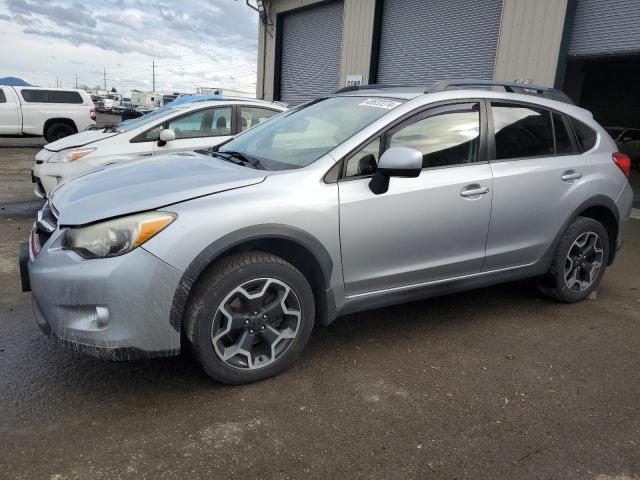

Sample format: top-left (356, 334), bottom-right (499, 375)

top-left (376, 0), bottom-right (503, 86)
top-left (278, 1), bottom-right (344, 105)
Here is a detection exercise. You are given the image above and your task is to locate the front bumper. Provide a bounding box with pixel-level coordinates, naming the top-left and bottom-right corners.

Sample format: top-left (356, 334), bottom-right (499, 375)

top-left (25, 230), bottom-right (184, 360)
top-left (33, 158), bottom-right (93, 197)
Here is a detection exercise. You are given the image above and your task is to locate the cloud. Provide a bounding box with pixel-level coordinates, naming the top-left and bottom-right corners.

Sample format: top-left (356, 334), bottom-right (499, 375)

top-left (0, 0), bottom-right (259, 94)
top-left (7, 0), bottom-right (97, 27)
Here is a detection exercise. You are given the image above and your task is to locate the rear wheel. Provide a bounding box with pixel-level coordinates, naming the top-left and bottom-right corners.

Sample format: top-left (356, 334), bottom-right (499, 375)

top-left (45, 122), bottom-right (75, 142)
top-left (538, 217), bottom-right (609, 302)
top-left (185, 252), bottom-right (315, 384)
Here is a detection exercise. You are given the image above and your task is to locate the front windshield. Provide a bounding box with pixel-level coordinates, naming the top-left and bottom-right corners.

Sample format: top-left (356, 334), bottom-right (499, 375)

top-left (115, 107), bottom-right (184, 133)
top-left (219, 96), bottom-right (405, 170)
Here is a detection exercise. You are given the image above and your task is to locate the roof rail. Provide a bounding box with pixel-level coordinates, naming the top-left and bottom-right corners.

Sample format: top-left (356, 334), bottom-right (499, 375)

top-left (333, 84), bottom-right (406, 94)
top-left (426, 79), bottom-right (574, 104)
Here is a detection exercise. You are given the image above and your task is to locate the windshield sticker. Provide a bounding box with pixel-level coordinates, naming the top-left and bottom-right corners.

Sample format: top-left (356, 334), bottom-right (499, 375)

top-left (358, 98), bottom-right (402, 110)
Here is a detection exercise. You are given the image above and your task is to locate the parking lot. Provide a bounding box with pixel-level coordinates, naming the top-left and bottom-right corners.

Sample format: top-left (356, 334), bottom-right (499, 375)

top-left (0, 134), bottom-right (639, 479)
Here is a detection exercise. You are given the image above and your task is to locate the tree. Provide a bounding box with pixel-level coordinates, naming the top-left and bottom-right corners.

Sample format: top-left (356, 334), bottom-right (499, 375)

top-left (110, 87), bottom-right (118, 93)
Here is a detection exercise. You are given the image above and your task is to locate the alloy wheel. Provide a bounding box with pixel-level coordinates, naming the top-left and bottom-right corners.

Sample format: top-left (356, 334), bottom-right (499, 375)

top-left (211, 278), bottom-right (302, 370)
top-left (563, 231), bottom-right (604, 292)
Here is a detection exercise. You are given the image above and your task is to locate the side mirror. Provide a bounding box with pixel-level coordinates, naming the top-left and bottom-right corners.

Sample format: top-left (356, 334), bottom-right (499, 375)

top-left (157, 128), bottom-right (175, 147)
top-left (369, 147), bottom-right (422, 194)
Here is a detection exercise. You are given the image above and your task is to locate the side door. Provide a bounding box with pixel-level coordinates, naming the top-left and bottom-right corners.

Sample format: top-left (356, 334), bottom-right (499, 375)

top-left (484, 102), bottom-right (590, 270)
top-left (0, 87), bottom-right (21, 134)
top-left (338, 101), bottom-right (493, 296)
top-left (154, 106), bottom-right (234, 155)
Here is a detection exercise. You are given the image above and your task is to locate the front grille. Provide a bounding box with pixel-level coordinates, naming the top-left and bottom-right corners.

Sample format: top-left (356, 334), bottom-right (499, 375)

top-left (35, 201), bottom-right (59, 250)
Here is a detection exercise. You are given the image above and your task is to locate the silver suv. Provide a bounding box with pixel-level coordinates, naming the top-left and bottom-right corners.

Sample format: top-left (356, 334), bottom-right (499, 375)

top-left (20, 80), bottom-right (634, 384)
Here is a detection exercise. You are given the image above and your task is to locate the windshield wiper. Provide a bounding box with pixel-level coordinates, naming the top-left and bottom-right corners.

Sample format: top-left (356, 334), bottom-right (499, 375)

top-left (215, 151), bottom-right (264, 170)
top-left (103, 125), bottom-right (120, 133)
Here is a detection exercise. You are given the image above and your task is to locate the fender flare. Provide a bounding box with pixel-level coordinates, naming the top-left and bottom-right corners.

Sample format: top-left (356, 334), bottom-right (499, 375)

top-left (542, 194), bottom-right (620, 264)
top-left (170, 224), bottom-right (334, 331)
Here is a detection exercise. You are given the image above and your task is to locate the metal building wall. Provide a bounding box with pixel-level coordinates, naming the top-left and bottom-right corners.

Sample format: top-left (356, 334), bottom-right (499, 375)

top-left (338, 0), bottom-right (376, 87)
top-left (375, 0), bottom-right (503, 86)
top-left (257, 0), bottom-right (571, 100)
top-left (257, 0), bottom-right (323, 101)
top-left (257, 0), bottom-right (376, 101)
top-left (569, 0), bottom-right (640, 57)
top-left (494, 0), bottom-right (569, 87)
top-left (279, 1), bottom-right (344, 104)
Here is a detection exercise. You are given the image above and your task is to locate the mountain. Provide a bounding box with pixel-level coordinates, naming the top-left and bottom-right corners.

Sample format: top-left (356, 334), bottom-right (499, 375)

top-left (0, 77), bottom-right (31, 86)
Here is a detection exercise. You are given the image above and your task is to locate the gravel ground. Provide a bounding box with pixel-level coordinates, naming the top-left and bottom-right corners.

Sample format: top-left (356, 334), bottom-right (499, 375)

top-left (0, 137), bottom-right (639, 480)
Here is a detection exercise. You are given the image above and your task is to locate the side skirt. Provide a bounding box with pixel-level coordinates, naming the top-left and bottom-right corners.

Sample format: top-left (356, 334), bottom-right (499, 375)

top-left (334, 260), bottom-right (551, 319)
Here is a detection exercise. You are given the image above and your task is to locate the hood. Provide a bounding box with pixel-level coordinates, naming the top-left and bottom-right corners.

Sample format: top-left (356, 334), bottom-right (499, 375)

top-left (50, 152), bottom-right (266, 225)
top-left (45, 129), bottom-right (119, 152)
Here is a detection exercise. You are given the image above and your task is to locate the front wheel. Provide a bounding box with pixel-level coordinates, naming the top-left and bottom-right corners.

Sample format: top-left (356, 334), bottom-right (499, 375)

top-left (538, 217), bottom-right (609, 303)
top-left (185, 252), bottom-right (315, 384)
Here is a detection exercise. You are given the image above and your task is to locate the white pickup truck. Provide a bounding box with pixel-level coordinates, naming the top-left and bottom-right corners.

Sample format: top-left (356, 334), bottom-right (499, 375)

top-left (0, 86), bottom-right (96, 142)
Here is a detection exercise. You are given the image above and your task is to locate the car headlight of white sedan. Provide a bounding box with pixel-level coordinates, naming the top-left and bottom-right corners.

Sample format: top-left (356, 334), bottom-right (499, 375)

top-left (61, 212), bottom-right (176, 259)
top-left (48, 147), bottom-right (97, 163)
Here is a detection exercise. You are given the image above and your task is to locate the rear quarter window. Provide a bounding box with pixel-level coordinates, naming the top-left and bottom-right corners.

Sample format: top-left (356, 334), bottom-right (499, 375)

top-left (569, 117), bottom-right (597, 152)
top-left (20, 89), bottom-right (84, 104)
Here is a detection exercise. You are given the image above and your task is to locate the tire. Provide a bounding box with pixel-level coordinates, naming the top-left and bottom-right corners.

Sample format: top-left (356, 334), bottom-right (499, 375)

top-left (538, 217), bottom-right (609, 303)
top-left (184, 251), bottom-right (315, 384)
top-left (45, 122), bottom-right (75, 142)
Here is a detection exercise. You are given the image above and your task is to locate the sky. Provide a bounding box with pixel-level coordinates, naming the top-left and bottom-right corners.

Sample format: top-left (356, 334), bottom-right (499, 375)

top-left (0, 0), bottom-right (260, 95)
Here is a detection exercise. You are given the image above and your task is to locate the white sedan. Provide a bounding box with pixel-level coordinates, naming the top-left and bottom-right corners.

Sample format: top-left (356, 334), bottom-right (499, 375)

top-left (32, 98), bottom-right (286, 197)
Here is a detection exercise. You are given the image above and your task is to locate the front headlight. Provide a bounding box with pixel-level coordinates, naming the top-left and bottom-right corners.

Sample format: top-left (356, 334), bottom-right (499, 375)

top-left (48, 147), bottom-right (96, 163)
top-left (62, 211), bottom-right (176, 259)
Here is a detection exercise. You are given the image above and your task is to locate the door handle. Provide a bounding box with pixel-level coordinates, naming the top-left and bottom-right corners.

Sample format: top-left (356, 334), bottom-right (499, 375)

top-left (460, 185), bottom-right (490, 197)
top-left (561, 170), bottom-right (582, 182)
top-left (138, 153), bottom-right (153, 157)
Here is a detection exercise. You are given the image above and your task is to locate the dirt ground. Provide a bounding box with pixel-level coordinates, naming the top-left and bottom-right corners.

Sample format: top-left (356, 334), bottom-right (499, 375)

top-left (0, 129), bottom-right (639, 479)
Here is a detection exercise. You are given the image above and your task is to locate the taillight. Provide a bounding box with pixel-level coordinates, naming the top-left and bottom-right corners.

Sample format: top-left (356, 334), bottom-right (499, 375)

top-left (90, 107), bottom-right (96, 121)
top-left (612, 152), bottom-right (631, 178)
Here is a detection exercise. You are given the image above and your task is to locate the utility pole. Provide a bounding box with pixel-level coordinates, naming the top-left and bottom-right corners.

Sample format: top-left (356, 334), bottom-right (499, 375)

top-left (75, 74), bottom-right (78, 89)
top-left (152, 59), bottom-right (156, 92)
top-left (103, 67), bottom-right (107, 92)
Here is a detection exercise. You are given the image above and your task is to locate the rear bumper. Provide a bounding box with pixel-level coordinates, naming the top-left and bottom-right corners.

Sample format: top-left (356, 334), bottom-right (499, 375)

top-left (616, 181), bottom-right (634, 250)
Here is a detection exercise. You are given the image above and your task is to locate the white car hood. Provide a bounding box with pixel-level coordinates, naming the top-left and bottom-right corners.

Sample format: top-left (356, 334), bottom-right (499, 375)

top-left (45, 129), bottom-right (119, 152)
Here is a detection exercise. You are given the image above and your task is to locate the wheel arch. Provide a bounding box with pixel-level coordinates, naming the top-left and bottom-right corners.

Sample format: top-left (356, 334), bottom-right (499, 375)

top-left (43, 117), bottom-right (78, 136)
top-left (546, 195), bottom-right (620, 266)
top-left (170, 225), bottom-right (336, 334)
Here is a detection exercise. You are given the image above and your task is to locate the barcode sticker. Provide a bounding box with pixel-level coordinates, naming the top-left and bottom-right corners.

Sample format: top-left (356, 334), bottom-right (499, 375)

top-left (358, 98), bottom-right (402, 110)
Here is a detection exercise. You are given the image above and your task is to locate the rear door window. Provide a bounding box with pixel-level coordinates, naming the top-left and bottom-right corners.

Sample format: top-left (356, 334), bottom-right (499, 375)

top-left (239, 107), bottom-right (279, 132)
top-left (569, 117), bottom-right (597, 152)
top-left (552, 112), bottom-right (576, 154)
top-left (20, 89), bottom-right (84, 104)
top-left (167, 107), bottom-right (232, 139)
top-left (492, 103), bottom-right (554, 160)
